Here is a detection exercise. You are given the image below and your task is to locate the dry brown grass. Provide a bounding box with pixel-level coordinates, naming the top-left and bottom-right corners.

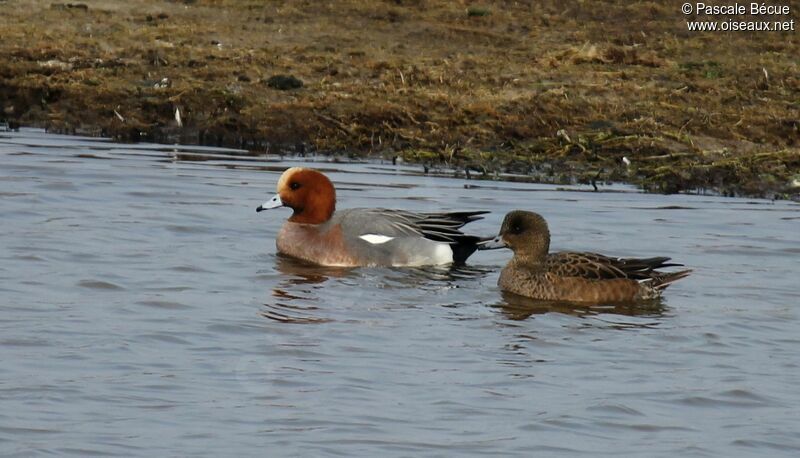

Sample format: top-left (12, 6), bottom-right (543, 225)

top-left (1, 0), bottom-right (798, 197)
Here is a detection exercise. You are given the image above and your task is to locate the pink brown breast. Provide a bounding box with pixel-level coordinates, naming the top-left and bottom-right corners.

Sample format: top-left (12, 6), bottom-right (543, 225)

top-left (276, 222), bottom-right (359, 267)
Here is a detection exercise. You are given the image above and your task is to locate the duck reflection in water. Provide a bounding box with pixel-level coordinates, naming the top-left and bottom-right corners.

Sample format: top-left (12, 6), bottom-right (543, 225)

top-left (495, 290), bottom-right (668, 324)
top-left (265, 254), bottom-right (493, 323)
top-left (273, 253), bottom-right (353, 288)
top-left (273, 253), bottom-right (493, 290)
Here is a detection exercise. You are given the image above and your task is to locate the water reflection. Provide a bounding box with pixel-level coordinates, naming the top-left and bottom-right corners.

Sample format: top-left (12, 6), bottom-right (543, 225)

top-left (384, 264), bottom-right (493, 285)
top-left (262, 255), bottom-right (352, 323)
top-left (273, 254), bottom-right (354, 286)
top-left (267, 253), bottom-right (669, 326)
top-left (271, 255), bottom-right (493, 293)
top-left (4, 130), bottom-right (800, 456)
top-left (494, 291), bottom-right (668, 323)
top-left (263, 256), bottom-right (494, 323)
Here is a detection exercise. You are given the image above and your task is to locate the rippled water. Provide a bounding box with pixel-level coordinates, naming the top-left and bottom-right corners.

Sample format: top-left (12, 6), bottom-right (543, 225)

top-left (1, 129), bottom-right (799, 456)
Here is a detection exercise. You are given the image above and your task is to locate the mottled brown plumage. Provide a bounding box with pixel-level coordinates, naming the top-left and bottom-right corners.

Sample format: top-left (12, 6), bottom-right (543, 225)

top-left (490, 211), bottom-right (691, 303)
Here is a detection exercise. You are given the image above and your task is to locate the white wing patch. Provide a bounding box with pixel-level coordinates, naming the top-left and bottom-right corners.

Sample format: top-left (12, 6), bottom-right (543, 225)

top-left (359, 234), bottom-right (395, 245)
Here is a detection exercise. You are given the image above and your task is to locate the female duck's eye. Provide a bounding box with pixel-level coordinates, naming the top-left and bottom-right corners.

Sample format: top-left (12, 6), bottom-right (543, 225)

top-left (512, 225), bottom-right (522, 234)
top-left (289, 182), bottom-right (301, 190)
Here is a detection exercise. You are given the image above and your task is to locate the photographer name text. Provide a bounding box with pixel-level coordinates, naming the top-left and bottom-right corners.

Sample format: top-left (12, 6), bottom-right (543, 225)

top-left (683, 3), bottom-right (794, 31)
top-left (689, 3), bottom-right (790, 15)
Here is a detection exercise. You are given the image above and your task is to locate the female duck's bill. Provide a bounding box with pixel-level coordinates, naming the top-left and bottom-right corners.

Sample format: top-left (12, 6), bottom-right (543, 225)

top-left (257, 167), bottom-right (490, 267)
top-left (484, 210), bottom-right (691, 303)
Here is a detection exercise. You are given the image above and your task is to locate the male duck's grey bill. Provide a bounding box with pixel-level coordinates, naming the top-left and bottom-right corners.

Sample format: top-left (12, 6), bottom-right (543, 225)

top-left (256, 193), bottom-right (283, 212)
top-left (477, 236), bottom-right (508, 250)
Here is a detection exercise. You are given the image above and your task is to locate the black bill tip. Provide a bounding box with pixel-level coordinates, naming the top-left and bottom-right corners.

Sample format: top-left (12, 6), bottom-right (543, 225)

top-left (477, 237), bottom-right (507, 250)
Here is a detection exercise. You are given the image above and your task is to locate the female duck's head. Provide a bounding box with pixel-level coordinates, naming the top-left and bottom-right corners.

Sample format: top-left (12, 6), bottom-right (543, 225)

top-left (486, 210), bottom-right (551, 260)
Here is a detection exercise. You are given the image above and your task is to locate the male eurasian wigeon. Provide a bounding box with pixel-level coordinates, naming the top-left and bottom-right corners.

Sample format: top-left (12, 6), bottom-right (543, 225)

top-left (482, 210), bottom-right (691, 303)
top-left (256, 167), bottom-right (489, 267)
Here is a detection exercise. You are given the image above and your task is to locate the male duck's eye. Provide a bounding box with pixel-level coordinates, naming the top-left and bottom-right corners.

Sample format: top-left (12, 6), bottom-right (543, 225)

top-left (289, 182), bottom-right (301, 190)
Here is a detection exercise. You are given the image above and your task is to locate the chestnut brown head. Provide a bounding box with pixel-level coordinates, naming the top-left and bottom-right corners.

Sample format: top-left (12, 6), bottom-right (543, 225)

top-left (256, 167), bottom-right (336, 224)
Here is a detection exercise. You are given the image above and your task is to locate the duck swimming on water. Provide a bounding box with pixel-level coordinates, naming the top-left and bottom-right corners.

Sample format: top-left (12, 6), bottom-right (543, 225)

top-left (257, 167), bottom-right (489, 267)
top-left (482, 210), bottom-right (691, 303)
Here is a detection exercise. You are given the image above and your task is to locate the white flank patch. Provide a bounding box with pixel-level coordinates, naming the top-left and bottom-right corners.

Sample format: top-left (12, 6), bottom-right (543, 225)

top-left (405, 242), bottom-right (454, 267)
top-left (431, 243), bottom-right (454, 265)
top-left (359, 234), bottom-right (395, 245)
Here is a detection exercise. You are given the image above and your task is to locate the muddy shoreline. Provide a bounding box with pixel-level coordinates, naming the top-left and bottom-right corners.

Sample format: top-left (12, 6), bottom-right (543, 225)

top-left (1, 0), bottom-right (798, 198)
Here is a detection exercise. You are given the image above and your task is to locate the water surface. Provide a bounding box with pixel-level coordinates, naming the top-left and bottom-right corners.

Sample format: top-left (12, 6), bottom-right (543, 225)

top-left (1, 129), bottom-right (798, 456)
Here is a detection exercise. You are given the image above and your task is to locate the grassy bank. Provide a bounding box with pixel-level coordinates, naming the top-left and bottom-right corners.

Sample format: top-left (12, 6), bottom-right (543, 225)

top-left (1, 0), bottom-right (798, 197)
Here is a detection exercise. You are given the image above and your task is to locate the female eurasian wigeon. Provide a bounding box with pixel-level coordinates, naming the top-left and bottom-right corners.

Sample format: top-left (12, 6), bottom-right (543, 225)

top-left (256, 167), bottom-right (489, 267)
top-left (483, 211), bottom-right (691, 303)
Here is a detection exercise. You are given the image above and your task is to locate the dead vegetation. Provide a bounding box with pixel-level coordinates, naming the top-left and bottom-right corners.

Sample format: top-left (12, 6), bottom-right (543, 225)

top-left (0, 0), bottom-right (798, 197)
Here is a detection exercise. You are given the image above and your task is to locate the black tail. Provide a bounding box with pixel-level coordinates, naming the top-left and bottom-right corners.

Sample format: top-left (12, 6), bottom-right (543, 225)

top-left (450, 235), bottom-right (492, 265)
